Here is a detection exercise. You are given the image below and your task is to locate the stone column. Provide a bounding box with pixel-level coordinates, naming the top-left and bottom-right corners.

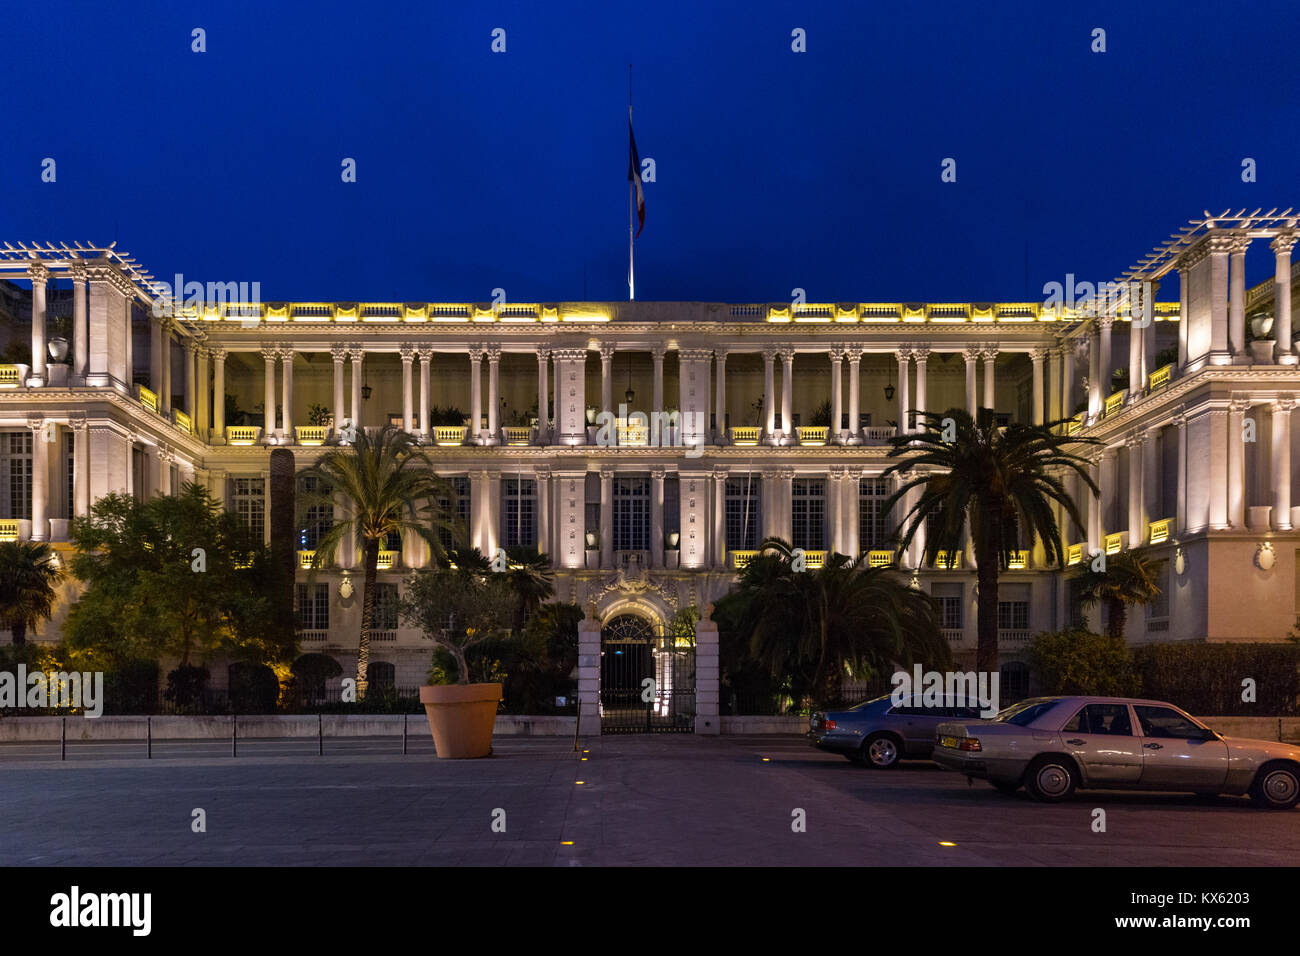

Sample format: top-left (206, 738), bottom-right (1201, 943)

top-left (1048, 346), bottom-right (1063, 424)
top-left (1174, 409), bottom-right (1187, 533)
top-left (780, 348), bottom-right (794, 443)
top-left (982, 347), bottom-right (997, 411)
top-left (599, 465), bottom-right (614, 569)
top-left (1272, 233), bottom-right (1297, 364)
top-left (1098, 447), bottom-right (1116, 543)
top-left (1273, 399), bottom-right (1293, 530)
top-left (714, 350), bottom-right (727, 443)
top-left (184, 340), bottom-right (197, 420)
top-left (71, 417), bottom-right (90, 517)
top-left (486, 346), bottom-right (501, 444)
top-left (1087, 325), bottom-right (1101, 419)
top-left (847, 348), bottom-right (862, 443)
top-left (1228, 398), bottom-right (1248, 528)
top-left (330, 345), bottom-right (346, 436)
top-left (896, 348), bottom-right (911, 433)
top-left (963, 346), bottom-right (979, 414)
top-left (1127, 435), bottom-right (1143, 546)
top-left (280, 346), bottom-right (294, 439)
top-left (1229, 237), bottom-right (1250, 362)
top-left (29, 418), bottom-right (48, 540)
top-left (535, 466), bottom-right (551, 555)
top-left (195, 345), bottom-right (210, 438)
top-left (261, 345), bottom-right (276, 438)
top-left (161, 319), bottom-right (173, 413)
top-left (1207, 237), bottom-right (1233, 365)
top-left (599, 344), bottom-right (614, 419)
top-left (349, 346), bottom-right (363, 429)
top-left (1142, 280), bottom-right (1159, 385)
top-left (149, 308), bottom-right (165, 396)
top-left (652, 345), bottom-right (665, 419)
top-left (763, 348), bottom-right (778, 443)
top-left (1141, 427), bottom-right (1158, 536)
top-left (827, 467), bottom-right (845, 554)
top-left (28, 263), bottom-right (47, 388)
top-left (712, 468), bottom-right (728, 567)
top-left (577, 605), bottom-right (601, 736)
top-left (552, 349), bottom-right (588, 445)
top-left (1030, 348), bottom-right (1046, 425)
top-left (778, 467), bottom-right (794, 543)
top-left (1177, 264), bottom-right (1190, 370)
top-left (1097, 317), bottom-right (1113, 406)
top-left (1061, 342), bottom-right (1077, 421)
top-left (553, 350), bottom-right (562, 441)
top-left (1128, 302), bottom-right (1143, 401)
top-left (211, 348), bottom-right (226, 442)
top-left (1208, 408), bottom-right (1229, 529)
top-left (829, 347), bottom-right (844, 443)
top-left (913, 347), bottom-right (929, 428)
top-left (469, 347), bottom-right (483, 444)
top-left (694, 609), bottom-right (720, 735)
top-left (843, 469), bottom-right (862, 557)
top-left (400, 345), bottom-right (415, 433)
top-left (650, 466), bottom-right (665, 568)
top-left (71, 262), bottom-right (88, 384)
top-left (535, 346), bottom-right (549, 443)
top-left (419, 349), bottom-right (432, 440)
top-left (760, 468), bottom-right (779, 540)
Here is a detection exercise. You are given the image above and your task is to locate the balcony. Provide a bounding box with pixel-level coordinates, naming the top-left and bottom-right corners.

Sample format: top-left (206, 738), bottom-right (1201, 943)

top-left (941, 628), bottom-right (964, 643)
top-left (616, 420), bottom-right (649, 446)
top-left (1147, 363), bottom-right (1173, 392)
top-left (298, 550), bottom-right (316, 570)
top-left (730, 426), bottom-right (761, 446)
top-left (376, 550), bottom-right (397, 570)
top-left (1104, 532), bottom-right (1125, 555)
top-left (934, 550), bottom-right (961, 569)
top-left (138, 384), bottom-right (158, 413)
top-left (802, 550), bottom-right (826, 569)
top-left (297, 630), bottom-right (328, 643)
top-left (862, 426), bottom-right (897, 444)
top-left (173, 409), bottom-right (193, 435)
top-left (1148, 517), bottom-right (1172, 545)
top-left (1066, 542), bottom-right (1083, 566)
top-left (370, 630), bottom-right (397, 642)
top-left (1006, 549), bottom-right (1029, 570)
top-left (0, 519), bottom-right (19, 542)
top-left (433, 425), bottom-right (468, 446)
top-left (227, 426), bottom-right (262, 445)
top-left (501, 426), bottom-right (534, 446)
top-left (0, 365), bottom-right (21, 388)
top-left (1063, 415), bottom-right (1083, 436)
top-left (998, 629), bottom-right (1032, 646)
top-left (796, 426), bottom-right (828, 446)
top-left (1104, 390), bottom-right (1125, 418)
top-left (866, 550), bottom-right (894, 567)
top-left (731, 549), bottom-right (758, 569)
top-left (296, 425), bottom-right (328, 446)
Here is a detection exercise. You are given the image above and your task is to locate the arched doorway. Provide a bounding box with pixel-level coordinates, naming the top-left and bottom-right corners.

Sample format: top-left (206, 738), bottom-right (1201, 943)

top-left (600, 613), bottom-right (695, 734)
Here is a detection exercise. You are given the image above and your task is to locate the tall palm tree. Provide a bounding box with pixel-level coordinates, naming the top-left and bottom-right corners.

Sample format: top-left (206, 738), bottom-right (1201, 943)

top-left (0, 540), bottom-right (65, 645)
top-left (739, 538), bottom-right (949, 706)
top-left (503, 546), bottom-right (555, 622)
top-left (882, 408), bottom-right (1099, 673)
top-left (297, 425), bottom-right (460, 697)
top-left (1075, 547), bottom-right (1166, 640)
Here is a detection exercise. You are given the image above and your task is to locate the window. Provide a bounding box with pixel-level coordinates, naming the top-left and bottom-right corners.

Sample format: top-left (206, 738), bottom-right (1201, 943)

top-left (64, 443), bottom-right (74, 518)
top-left (231, 478), bottom-right (265, 539)
top-left (995, 699), bottom-right (1060, 726)
top-left (501, 478), bottom-right (537, 549)
top-left (298, 476), bottom-right (333, 550)
top-left (1066, 576), bottom-right (1087, 628)
top-left (725, 476), bottom-right (762, 551)
top-left (296, 583), bottom-right (330, 630)
top-left (997, 582), bottom-right (1030, 631)
top-left (613, 477), bottom-right (650, 551)
top-left (0, 431), bottom-right (32, 520)
top-left (1062, 702), bottom-right (1133, 736)
top-left (438, 476), bottom-right (471, 550)
top-left (1146, 565), bottom-right (1170, 619)
top-left (791, 478), bottom-right (826, 551)
top-left (859, 477), bottom-right (890, 550)
top-left (932, 582), bottom-right (963, 629)
top-left (373, 583), bottom-right (399, 630)
top-left (1133, 705), bottom-right (1207, 740)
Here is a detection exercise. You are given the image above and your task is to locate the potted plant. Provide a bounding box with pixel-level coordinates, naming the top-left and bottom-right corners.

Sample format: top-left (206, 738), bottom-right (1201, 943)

top-left (400, 560), bottom-right (520, 758)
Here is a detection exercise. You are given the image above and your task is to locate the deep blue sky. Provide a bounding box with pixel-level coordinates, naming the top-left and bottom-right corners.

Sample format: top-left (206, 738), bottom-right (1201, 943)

top-left (3, 0), bottom-right (1297, 304)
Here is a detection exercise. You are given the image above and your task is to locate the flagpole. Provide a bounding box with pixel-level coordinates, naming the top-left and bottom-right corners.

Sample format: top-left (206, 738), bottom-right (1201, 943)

top-left (628, 64), bottom-right (634, 301)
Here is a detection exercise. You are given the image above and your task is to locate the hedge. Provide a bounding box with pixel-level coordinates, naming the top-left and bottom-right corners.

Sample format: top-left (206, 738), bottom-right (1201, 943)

top-left (1132, 643), bottom-right (1300, 716)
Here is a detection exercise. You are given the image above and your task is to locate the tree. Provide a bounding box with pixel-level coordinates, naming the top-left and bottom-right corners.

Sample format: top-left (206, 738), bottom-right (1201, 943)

top-left (0, 541), bottom-right (65, 644)
top-left (1074, 547), bottom-right (1166, 640)
top-left (883, 408), bottom-right (1099, 673)
top-left (65, 483), bottom-right (275, 667)
top-left (1026, 628), bottom-right (1141, 697)
top-left (297, 425), bottom-right (460, 698)
top-left (398, 564), bottom-right (521, 684)
top-left (720, 538), bottom-right (949, 707)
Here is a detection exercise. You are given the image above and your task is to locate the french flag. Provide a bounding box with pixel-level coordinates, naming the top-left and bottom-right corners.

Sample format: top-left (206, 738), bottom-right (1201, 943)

top-left (628, 116), bottom-right (645, 237)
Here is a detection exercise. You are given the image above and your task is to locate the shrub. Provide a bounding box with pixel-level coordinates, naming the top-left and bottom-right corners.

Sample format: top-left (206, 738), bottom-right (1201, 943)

top-left (1132, 643), bottom-right (1300, 716)
top-left (1026, 629), bottom-right (1140, 697)
top-left (228, 662), bottom-right (280, 714)
top-left (165, 665), bottom-right (211, 710)
top-left (103, 659), bottom-right (161, 715)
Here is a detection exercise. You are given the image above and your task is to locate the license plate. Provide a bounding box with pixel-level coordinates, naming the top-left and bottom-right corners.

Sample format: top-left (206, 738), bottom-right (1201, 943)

top-left (940, 736), bottom-right (960, 749)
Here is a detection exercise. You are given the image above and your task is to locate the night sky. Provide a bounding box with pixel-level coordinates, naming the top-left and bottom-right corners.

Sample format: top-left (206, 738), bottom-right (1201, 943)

top-left (3, 0), bottom-right (1297, 304)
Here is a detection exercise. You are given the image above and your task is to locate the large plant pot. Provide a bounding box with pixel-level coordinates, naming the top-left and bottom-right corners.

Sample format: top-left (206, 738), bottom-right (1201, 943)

top-left (419, 683), bottom-right (501, 758)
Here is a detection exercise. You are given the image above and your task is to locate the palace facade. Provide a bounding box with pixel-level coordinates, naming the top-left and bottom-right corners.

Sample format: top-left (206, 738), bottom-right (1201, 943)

top-left (2, 211), bottom-right (1298, 694)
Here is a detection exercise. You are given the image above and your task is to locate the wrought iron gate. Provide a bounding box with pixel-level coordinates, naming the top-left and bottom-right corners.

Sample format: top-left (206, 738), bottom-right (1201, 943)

top-left (600, 614), bottom-right (695, 734)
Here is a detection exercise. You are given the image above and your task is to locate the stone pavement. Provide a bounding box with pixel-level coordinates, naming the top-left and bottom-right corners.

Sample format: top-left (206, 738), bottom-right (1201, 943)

top-left (0, 734), bottom-right (1295, 866)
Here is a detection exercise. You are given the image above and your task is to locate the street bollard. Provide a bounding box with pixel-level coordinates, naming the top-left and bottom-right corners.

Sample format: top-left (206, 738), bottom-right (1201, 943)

top-left (318, 714), bottom-right (323, 756)
top-left (147, 716), bottom-right (152, 759)
top-left (402, 714), bottom-right (407, 755)
top-left (232, 714), bottom-right (237, 757)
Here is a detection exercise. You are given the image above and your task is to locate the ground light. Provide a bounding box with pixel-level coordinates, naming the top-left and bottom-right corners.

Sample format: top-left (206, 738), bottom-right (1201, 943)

top-left (939, 842), bottom-right (957, 847)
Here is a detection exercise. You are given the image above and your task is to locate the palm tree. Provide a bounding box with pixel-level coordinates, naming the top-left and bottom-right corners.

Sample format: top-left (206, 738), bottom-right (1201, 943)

top-left (882, 408), bottom-right (1100, 673)
top-left (736, 538), bottom-right (949, 706)
top-left (0, 540), bottom-right (65, 645)
top-left (297, 425), bottom-right (460, 698)
top-left (503, 546), bottom-right (555, 622)
top-left (1075, 547), bottom-right (1166, 640)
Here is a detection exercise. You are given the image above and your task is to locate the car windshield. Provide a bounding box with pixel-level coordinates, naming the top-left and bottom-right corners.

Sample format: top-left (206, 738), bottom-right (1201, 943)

top-left (992, 699), bottom-right (1061, 726)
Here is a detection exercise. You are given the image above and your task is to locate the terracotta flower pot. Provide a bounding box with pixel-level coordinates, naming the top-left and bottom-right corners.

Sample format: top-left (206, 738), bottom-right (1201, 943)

top-left (419, 683), bottom-right (502, 758)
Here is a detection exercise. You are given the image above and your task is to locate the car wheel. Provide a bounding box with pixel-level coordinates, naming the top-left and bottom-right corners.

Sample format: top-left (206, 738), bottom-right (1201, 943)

top-left (862, 733), bottom-right (902, 769)
top-left (1250, 763), bottom-right (1300, 810)
top-left (1024, 756), bottom-right (1076, 802)
top-left (991, 780), bottom-right (1021, 795)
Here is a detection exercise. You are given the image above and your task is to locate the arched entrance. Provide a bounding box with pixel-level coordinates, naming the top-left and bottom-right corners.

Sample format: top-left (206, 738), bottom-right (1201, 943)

top-left (600, 613), bottom-right (695, 734)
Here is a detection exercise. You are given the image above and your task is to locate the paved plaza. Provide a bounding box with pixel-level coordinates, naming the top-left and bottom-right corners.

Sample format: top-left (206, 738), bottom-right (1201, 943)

top-left (1, 734), bottom-right (1295, 866)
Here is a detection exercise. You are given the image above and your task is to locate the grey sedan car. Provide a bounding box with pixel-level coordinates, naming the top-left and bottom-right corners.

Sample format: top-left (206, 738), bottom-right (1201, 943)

top-left (810, 694), bottom-right (988, 768)
top-left (932, 696), bottom-right (1300, 809)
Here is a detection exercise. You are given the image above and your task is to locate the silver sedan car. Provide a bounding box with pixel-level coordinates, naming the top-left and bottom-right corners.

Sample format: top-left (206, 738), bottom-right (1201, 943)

top-left (932, 696), bottom-right (1300, 809)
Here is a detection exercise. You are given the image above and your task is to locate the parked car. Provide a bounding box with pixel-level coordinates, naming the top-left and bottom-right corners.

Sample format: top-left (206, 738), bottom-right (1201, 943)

top-left (932, 696), bottom-right (1300, 809)
top-left (809, 694), bottom-right (988, 768)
